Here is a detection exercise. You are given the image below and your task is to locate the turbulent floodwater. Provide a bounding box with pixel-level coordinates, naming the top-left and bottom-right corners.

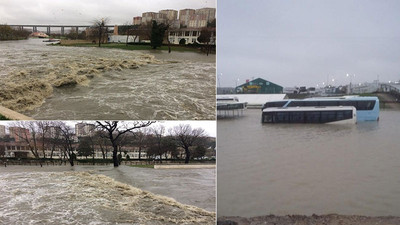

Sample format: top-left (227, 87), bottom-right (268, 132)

top-left (0, 166), bottom-right (215, 225)
top-left (218, 109), bottom-right (400, 217)
top-left (0, 39), bottom-right (215, 120)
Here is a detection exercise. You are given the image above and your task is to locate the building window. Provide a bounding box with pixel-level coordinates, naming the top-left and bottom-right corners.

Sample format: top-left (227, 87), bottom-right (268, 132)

top-left (185, 31), bottom-right (190, 36)
top-left (193, 31), bottom-right (197, 36)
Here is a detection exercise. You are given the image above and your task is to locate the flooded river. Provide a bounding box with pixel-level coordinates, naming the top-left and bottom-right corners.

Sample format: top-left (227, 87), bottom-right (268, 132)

top-left (218, 109), bottom-right (400, 217)
top-left (0, 165), bottom-right (215, 224)
top-left (0, 39), bottom-right (215, 120)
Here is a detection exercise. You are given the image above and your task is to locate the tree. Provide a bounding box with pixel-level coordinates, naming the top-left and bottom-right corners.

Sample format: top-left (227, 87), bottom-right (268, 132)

top-left (162, 136), bottom-right (178, 159)
top-left (207, 19), bottom-right (216, 28)
top-left (133, 128), bottom-right (150, 160)
top-left (46, 122), bottom-right (63, 159)
top-left (58, 122), bottom-right (76, 166)
top-left (66, 29), bottom-right (78, 40)
top-left (197, 28), bottom-right (213, 56)
top-left (96, 121), bottom-right (155, 167)
top-left (150, 125), bottom-right (166, 162)
top-left (11, 121), bottom-right (42, 165)
top-left (170, 124), bottom-right (206, 164)
top-left (92, 130), bottom-right (111, 159)
top-left (0, 25), bottom-right (30, 40)
top-left (179, 38), bottom-right (186, 45)
top-left (77, 137), bottom-right (93, 159)
top-left (37, 121), bottom-right (50, 159)
top-left (92, 18), bottom-right (109, 47)
top-left (0, 144), bottom-right (5, 158)
top-left (192, 145), bottom-right (206, 159)
top-left (150, 20), bottom-right (169, 49)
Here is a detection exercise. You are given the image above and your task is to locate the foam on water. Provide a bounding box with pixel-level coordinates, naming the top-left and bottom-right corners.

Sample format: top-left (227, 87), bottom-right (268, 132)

top-left (0, 39), bottom-right (216, 120)
top-left (0, 171), bottom-right (215, 225)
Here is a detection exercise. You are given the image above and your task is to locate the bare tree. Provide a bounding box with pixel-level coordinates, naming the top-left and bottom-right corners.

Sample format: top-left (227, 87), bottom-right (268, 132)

top-left (58, 122), bottom-right (76, 166)
top-left (46, 121), bottom-right (63, 159)
top-left (150, 125), bottom-right (166, 162)
top-left (12, 121), bottom-right (42, 165)
top-left (37, 121), bottom-right (51, 159)
top-left (92, 130), bottom-right (111, 159)
top-left (96, 121), bottom-right (155, 167)
top-left (170, 124), bottom-right (206, 164)
top-left (197, 28), bottom-right (213, 56)
top-left (92, 18), bottom-right (109, 47)
top-left (133, 128), bottom-right (150, 160)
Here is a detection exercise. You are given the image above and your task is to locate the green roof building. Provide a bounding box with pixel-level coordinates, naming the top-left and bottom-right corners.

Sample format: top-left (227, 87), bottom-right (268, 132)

top-left (235, 78), bottom-right (283, 94)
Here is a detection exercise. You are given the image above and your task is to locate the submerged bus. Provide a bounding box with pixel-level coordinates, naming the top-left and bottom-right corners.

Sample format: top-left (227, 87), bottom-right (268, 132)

top-left (262, 96), bottom-right (379, 122)
top-left (262, 106), bottom-right (357, 124)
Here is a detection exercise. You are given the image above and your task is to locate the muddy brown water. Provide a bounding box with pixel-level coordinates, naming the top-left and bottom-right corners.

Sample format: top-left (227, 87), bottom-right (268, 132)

top-left (218, 109), bottom-right (400, 217)
top-left (0, 39), bottom-right (215, 120)
top-left (0, 165), bottom-right (215, 224)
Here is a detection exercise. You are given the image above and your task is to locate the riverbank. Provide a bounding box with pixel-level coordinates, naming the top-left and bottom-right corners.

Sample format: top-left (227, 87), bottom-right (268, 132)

top-left (1, 158), bottom-right (216, 167)
top-left (1, 165), bottom-right (215, 215)
top-left (0, 105), bottom-right (34, 120)
top-left (218, 214), bottom-right (400, 225)
top-left (58, 39), bottom-right (209, 53)
top-left (1, 169), bottom-right (215, 224)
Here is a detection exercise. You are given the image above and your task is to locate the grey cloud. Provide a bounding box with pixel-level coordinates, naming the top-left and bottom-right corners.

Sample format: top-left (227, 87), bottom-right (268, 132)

top-left (1, 0), bottom-right (215, 25)
top-left (218, 0), bottom-right (400, 87)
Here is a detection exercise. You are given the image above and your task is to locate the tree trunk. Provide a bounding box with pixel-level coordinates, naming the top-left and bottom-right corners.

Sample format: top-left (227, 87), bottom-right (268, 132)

top-left (185, 147), bottom-right (190, 164)
top-left (98, 26), bottom-right (102, 47)
top-left (113, 145), bottom-right (119, 167)
top-left (69, 158), bottom-right (74, 166)
top-left (126, 31), bottom-right (129, 46)
top-left (138, 147), bottom-right (141, 160)
top-left (50, 146), bottom-right (54, 159)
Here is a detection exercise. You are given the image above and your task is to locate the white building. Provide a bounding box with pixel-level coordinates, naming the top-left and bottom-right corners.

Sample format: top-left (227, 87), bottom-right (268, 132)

top-left (109, 35), bottom-right (139, 43)
top-left (167, 28), bottom-right (215, 45)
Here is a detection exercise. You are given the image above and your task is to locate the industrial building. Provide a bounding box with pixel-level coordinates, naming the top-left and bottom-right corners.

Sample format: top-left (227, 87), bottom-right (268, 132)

top-left (235, 78), bottom-right (283, 94)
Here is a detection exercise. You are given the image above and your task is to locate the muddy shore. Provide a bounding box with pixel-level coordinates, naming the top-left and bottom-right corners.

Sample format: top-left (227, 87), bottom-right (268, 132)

top-left (218, 214), bottom-right (400, 225)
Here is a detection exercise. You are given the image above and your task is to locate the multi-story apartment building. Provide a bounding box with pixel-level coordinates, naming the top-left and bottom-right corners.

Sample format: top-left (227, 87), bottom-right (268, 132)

top-left (195, 8), bottom-right (216, 23)
top-left (179, 9), bottom-right (196, 27)
top-left (188, 8), bottom-right (216, 28)
top-left (133, 16), bottom-right (142, 25)
top-left (75, 123), bottom-right (95, 137)
top-left (0, 125), bottom-right (5, 138)
top-left (8, 127), bottom-right (30, 142)
top-left (142, 12), bottom-right (156, 25)
top-left (159, 9), bottom-right (178, 21)
top-left (188, 14), bottom-right (208, 28)
top-left (47, 126), bottom-right (62, 139)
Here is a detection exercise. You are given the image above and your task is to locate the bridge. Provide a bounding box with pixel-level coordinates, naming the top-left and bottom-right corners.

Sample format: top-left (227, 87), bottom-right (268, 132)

top-left (7, 24), bottom-right (115, 35)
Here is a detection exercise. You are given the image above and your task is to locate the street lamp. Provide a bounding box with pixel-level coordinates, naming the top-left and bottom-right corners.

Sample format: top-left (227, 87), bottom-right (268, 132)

top-left (346, 73), bottom-right (355, 94)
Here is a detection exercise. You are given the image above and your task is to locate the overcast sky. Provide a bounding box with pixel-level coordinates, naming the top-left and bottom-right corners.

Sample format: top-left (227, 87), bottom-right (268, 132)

top-left (0, 121), bottom-right (216, 137)
top-left (218, 0), bottom-right (400, 88)
top-left (0, 0), bottom-right (215, 25)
